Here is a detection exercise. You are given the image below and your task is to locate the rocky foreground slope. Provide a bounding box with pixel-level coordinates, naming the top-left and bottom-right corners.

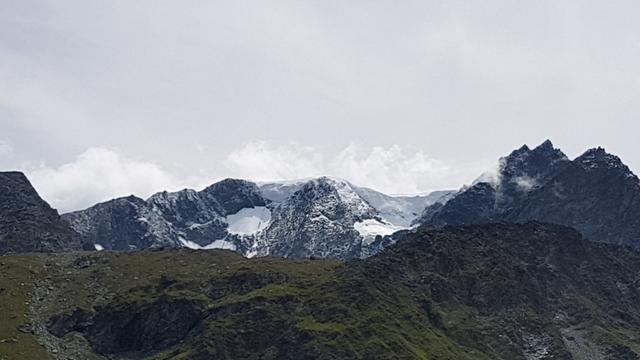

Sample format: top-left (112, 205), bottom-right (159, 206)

top-left (0, 171), bottom-right (83, 254)
top-left (2, 222), bottom-right (640, 359)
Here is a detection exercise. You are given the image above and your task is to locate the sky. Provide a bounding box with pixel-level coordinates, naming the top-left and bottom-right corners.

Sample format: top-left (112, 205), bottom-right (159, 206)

top-left (1, 1), bottom-right (639, 212)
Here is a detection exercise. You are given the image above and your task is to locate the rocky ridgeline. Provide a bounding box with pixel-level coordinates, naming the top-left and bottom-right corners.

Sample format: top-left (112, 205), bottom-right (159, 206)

top-left (0, 172), bottom-right (84, 254)
top-left (419, 140), bottom-right (640, 247)
top-left (62, 176), bottom-right (450, 259)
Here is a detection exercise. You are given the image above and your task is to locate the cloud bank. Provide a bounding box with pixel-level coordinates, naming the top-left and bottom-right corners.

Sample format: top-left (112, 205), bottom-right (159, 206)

top-left (26, 141), bottom-right (489, 212)
top-left (225, 141), bottom-right (485, 195)
top-left (27, 148), bottom-right (181, 213)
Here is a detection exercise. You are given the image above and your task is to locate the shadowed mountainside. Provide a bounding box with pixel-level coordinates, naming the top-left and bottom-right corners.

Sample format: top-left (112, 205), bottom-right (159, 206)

top-left (0, 171), bottom-right (84, 254)
top-left (2, 222), bottom-right (640, 359)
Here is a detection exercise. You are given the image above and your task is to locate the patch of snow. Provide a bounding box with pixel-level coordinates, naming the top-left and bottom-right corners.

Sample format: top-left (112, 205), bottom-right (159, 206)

top-left (178, 237), bottom-right (204, 250)
top-left (226, 207), bottom-right (271, 235)
top-left (354, 219), bottom-right (405, 238)
top-left (178, 237), bottom-right (237, 251)
top-left (188, 221), bottom-right (212, 230)
top-left (94, 244), bottom-right (104, 251)
top-left (137, 217), bottom-right (149, 223)
top-left (259, 179), bottom-right (308, 202)
top-left (202, 240), bottom-right (237, 251)
top-left (354, 186), bottom-right (454, 227)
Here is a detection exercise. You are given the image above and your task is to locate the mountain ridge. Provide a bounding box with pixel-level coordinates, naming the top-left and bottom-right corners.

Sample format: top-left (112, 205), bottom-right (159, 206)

top-left (419, 140), bottom-right (640, 247)
top-left (62, 176), bottom-right (453, 258)
top-left (0, 171), bottom-right (84, 254)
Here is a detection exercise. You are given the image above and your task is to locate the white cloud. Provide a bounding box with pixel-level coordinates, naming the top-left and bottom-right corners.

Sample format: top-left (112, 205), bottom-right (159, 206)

top-left (224, 140), bottom-right (488, 195)
top-left (224, 141), bottom-right (325, 181)
top-left (25, 141), bottom-right (492, 213)
top-left (330, 144), bottom-right (453, 194)
top-left (513, 175), bottom-right (537, 192)
top-left (26, 147), bottom-right (181, 213)
top-left (0, 140), bottom-right (12, 157)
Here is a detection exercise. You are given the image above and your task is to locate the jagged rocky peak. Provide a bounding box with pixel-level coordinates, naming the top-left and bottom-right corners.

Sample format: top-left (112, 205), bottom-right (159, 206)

top-left (419, 141), bottom-right (640, 248)
top-left (295, 176), bottom-right (377, 218)
top-left (63, 194), bottom-right (180, 251)
top-left (576, 147), bottom-right (631, 173)
top-left (148, 188), bottom-right (199, 206)
top-left (146, 188), bottom-right (209, 226)
top-left (199, 178), bottom-right (267, 215)
top-left (500, 139), bottom-right (569, 181)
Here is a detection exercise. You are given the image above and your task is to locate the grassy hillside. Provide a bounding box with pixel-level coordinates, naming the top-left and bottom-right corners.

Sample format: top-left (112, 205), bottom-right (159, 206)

top-left (2, 223), bottom-right (640, 359)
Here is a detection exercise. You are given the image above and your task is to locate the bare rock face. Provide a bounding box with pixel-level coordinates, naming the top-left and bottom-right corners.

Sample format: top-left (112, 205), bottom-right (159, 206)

top-left (0, 171), bottom-right (83, 254)
top-left (420, 140), bottom-right (640, 248)
top-left (62, 179), bottom-right (267, 251)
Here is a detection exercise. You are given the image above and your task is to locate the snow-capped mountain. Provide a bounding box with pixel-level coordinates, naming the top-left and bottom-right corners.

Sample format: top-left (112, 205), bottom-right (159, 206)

top-left (63, 176), bottom-right (453, 259)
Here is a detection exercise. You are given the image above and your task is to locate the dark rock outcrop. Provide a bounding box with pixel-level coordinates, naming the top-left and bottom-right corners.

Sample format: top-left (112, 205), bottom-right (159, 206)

top-left (0, 171), bottom-right (83, 254)
top-left (48, 297), bottom-right (204, 356)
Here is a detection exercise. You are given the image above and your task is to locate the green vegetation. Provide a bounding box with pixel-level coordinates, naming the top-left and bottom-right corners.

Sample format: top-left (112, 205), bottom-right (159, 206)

top-left (2, 223), bottom-right (640, 359)
top-left (0, 257), bottom-right (49, 359)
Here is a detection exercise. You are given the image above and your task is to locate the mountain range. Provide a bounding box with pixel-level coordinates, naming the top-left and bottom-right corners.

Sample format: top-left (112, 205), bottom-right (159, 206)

top-left (3, 140), bottom-right (640, 260)
top-left (62, 177), bottom-right (452, 259)
top-left (61, 139), bottom-right (640, 259)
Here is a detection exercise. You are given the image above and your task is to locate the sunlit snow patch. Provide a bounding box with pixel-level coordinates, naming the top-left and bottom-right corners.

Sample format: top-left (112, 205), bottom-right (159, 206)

top-left (202, 240), bottom-right (237, 250)
top-left (179, 237), bottom-right (237, 251)
top-left (354, 219), bottom-right (405, 238)
top-left (226, 207), bottom-right (271, 235)
top-left (179, 237), bottom-right (203, 249)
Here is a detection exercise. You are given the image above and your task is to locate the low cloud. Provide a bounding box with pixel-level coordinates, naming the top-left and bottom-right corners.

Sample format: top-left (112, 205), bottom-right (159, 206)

top-left (513, 176), bottom-right (537, 192)
top-left (26, 147), bottom-right (181, 213)
top-left (0, 140), bottom-right (13, 158)
top-left (224, 141), bottom-right (487, 195)
top-left (25, 141), bottom-right (491, 213)
top-left (223, 141), bottom-right (324, 181)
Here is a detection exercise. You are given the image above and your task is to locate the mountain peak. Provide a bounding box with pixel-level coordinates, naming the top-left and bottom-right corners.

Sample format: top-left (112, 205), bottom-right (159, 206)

top-left (536, 139), bottom-right (554, 149)
top-left (531, 139), bottom-right (568, 160)
top-left (507, 144), bottom-right (531, 158)
top-left (314, 176), bottom-right (350, 186)
top-left (500, 141), bottom-right (569, 181)
top-left (576, 147), bottom-right (629, 173)
top-left (580, 146), bottom-right (609, 158)
top-left (1, 171), bottom-right (83, 254)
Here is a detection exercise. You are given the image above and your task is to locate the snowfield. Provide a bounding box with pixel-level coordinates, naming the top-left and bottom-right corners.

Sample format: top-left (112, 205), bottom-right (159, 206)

top-left (226, 206), bottom-right (272, 235)
top-left (354, 219), bottom-right (406, 238)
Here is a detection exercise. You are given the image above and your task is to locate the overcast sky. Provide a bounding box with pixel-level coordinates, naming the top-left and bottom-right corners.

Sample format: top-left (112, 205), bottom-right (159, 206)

top-left (1, 1), bottom-right (639, 212)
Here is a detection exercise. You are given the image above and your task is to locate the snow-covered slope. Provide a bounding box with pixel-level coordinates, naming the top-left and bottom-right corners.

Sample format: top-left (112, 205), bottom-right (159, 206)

top-left (353, 186), bottom-right (453, 227)
top-left (226, 207), bottom-right (271, 235)
top-left (64, 177), bottom-right (453, 259)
